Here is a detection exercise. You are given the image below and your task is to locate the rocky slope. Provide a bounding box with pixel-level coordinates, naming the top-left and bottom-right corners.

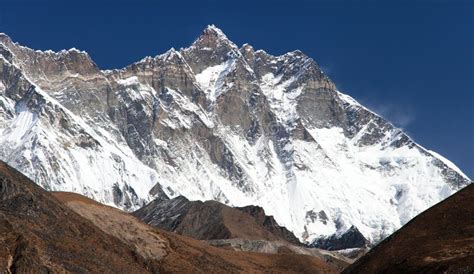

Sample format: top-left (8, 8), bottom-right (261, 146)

top-left (134, 195), bottom-right (301, 245)
top-left (0, 25), bottom-right (471, 245)
top-left (207, 238), bottom-right (353, 266)
top-left (0, 159), bottom-right (347, 273)
top-left (310, 226), bottom-right (369, 251)
top-left (0, 160), bottom-right (161, 272)
top-left (344, 184), bottom-right (474, 273)
top-left (52, 191), bottom-right (347, 273)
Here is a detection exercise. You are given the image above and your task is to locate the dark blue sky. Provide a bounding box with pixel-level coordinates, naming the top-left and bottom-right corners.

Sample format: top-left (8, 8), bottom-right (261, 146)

top-left (1, 0), bottom-right (473, 178)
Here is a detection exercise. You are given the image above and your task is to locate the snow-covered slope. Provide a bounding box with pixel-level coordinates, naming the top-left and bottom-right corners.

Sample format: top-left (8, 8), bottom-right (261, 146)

top-left (0, 26), bottom-right (470, 246)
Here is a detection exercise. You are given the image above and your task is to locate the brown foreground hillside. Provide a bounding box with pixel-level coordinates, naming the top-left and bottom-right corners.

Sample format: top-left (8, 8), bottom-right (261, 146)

top-left (54, 191), bottom-right (348, 273)
top-left (344, 184), bottom-right (474, 274)
top-left (0, 161), bottom-right (158, 273)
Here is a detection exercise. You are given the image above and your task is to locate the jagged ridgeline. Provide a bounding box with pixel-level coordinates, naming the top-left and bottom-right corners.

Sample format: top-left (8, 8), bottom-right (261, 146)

top-left (0, 25), bottom-right (470, 246)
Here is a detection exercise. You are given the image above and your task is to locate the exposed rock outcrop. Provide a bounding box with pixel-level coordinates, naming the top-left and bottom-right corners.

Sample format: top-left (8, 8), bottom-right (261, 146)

top-left (311, 226), bottom-right (369, 251)
top-left (134, 195), bottom-right (301, 244)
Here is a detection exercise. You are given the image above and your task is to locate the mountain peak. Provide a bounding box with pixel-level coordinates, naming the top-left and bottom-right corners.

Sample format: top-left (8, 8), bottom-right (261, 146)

top-left (241, 43), bottom-right (254, 52)
top-left (181, 25), bottom-right (240, 73)
top-left (0, 33), bottom-right (12, 45)
top-left (203, 24), bottom-right (227, 38)
top-left (187, 24), bottom-right (237, 51)
top-left (0, 24), bottom-right (470, 252)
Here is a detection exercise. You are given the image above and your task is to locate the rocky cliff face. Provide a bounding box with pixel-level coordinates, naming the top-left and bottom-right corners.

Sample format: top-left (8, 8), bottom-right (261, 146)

top-left (311, 226), bottom-right (369, 251)
top-left (0, 25), bottom-right (471, 245)
top-left (134, 195), bottom-right (301, 245)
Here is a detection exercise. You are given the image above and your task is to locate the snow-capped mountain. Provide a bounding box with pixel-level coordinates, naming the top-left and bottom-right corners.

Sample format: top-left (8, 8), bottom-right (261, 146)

top-left (0, 25), bottom-right (470, 245)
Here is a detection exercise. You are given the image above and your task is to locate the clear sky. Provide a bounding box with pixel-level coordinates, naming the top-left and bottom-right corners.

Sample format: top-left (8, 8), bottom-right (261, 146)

top-left (1, 0), bottom-right (473, 178)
